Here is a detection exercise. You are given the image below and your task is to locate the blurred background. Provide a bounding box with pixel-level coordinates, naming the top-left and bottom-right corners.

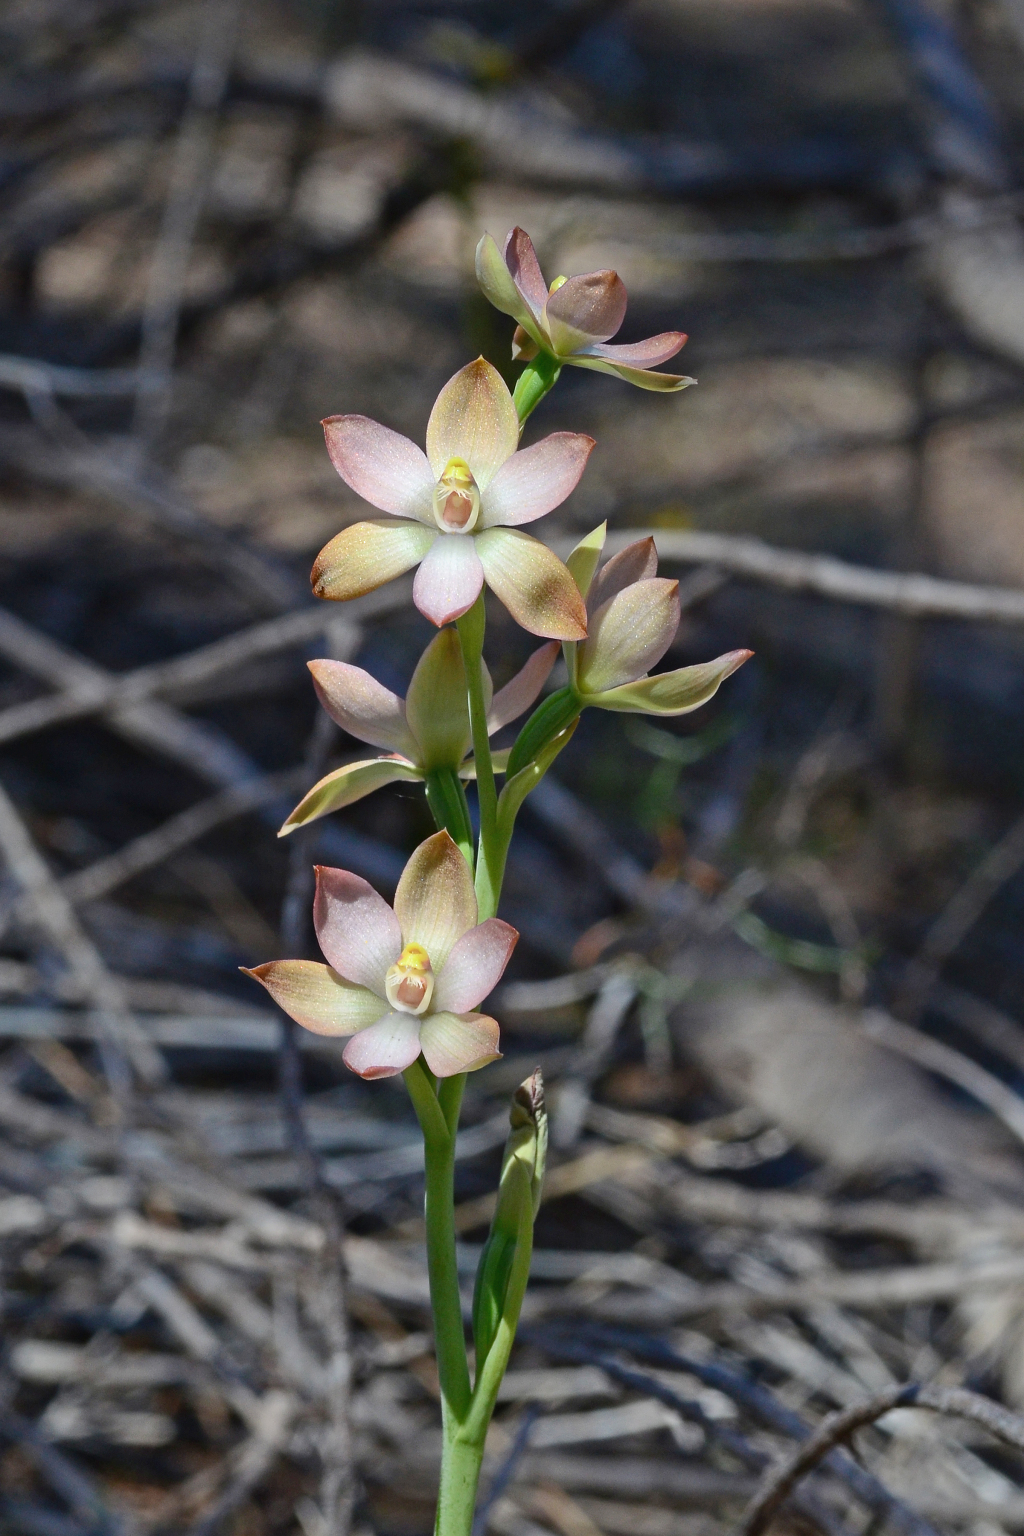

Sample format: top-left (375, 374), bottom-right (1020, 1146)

top-left (7, 2), bottom-right (1024, 1534)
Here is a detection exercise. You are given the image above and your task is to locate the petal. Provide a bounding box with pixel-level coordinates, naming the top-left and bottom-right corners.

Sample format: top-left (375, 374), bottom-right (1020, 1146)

top-left (308, 660), bottom-right (414, 754)
top-left (243, 961), bottom-right (387, 1036)
top-left (577, 577), bottom-right (681, 693)
top-left (487, 642), bottom-right (559, 734)
top-left (592, 649), bottom-right (753, 714)
top-left (587, 536), bottom-right (659, 616)
top-left (544, 270), bottom-right (627, 352)
top-left (425, 359), bottom-right (519, 489)
top-left (313, 865), bottom-right (402, 993)
top-left (503, 227), bottom-right (549, 316)
top-left (475, 232), bottom-right (545, 340)
top-left (278, 757), bottom-right (421, 834)
top-left (312, 520), bottom-right (436, 602)
top-left (404, 627), bottom-right (472, 770)
top-left (322, 416), bottom-right (434, 523)
top-left (566, 522), bottom-right (608, 600)
top-left (479, 432), bottom-right (595, 528)
top-left (418, 1011), bottom-right (501, 1078)
top-left (394, 830), bottom-right (477, 970)
top-left (567, 355), bottom-right (696, 392)
top-left (583, 332), bottom-right (688, 368)
top-left (343, 1013), bottom-right (422, 1079)
top-left (433, 919), bottom-right (518, 1013)
top-left (476, 528), bottom-right (588, 641)
top-left (413, 534), bottom-right (485, 627)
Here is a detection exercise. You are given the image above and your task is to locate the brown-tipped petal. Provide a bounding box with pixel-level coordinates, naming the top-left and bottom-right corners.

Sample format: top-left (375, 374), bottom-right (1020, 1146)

top-left (322, 416), bottom-right (435, 523)
top-left (243, 961), bottom-right (388, 1036)
top-left (394, 831), bottom-right (477, 971)
top-left (314, 866), bottom-right (402, 994)
top-left (480, 432), bottom-right (595, 529)
top-left (425, 359), bottom-right (519, 489)
top-left (433, 919), bottom-right (518, 1014)
top-left (567, 355), bottom-right (696, 392)
top-left (583, 332), bottom-right (688, 368)
top-left (475, 233), bottom-right (545, 340)
top-left (418, 1011), bottom-right (501, 1078)
top-left (279, 758), bottom-right (421, 834)
top-left (412, 534), bottom-right (485, 627)
top-left (308, 660), bottom-right (414, 754)
top-left (544, 270), bottom-right (627, 352)
top-left (487, 642), bottom-right (559, 734)
top-left (312, 520), bottom-right (436, 602)
top-left (503, 227), bottom-right (549, 314)
top-left (342, 1013), bottom-right (422, 1079)
top-left (404, 628), bottom-right (472, 770)
top-left (587, 537), bottom-right (659, 615)
top-left (475, 528), bottom-right (588, 641)
top-left (592, 649), bottom-right (753, 714)
top-left (577, 577), bottom-right (681, 694)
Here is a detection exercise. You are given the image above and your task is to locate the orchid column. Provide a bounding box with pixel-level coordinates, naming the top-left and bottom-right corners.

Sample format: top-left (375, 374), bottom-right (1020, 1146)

top-left (246, 227), bottom-right (750, 1536)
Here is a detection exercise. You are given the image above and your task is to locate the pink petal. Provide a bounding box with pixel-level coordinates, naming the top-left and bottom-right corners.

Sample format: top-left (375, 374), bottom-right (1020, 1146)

top-left (479, 432), bottom-right (595, 529)
top-left (475, 528), bottom-right (588, 641)
top-left (413, 534), bottom-right (485, 627)
top-left (582, 332), bottom-right (688, 368)
top-left (425, 359), bottom-right (519, 489)
top-left (433, 919), bottom-right (518, 1014)
top-left (394, 831), bottom-right (477, 970)
top-left (588, 537), bottom-right (659, 615)
top-left (308, 660), bottom-right (414, 754)
top-left (313, 866), bottom-right (402, 994)
top-left (544, 271), bottom-right (627, 352)
top-left (343, 1013), bottom-right (422, 1079)
top-left (475, 233), bottom-right (545, 342)
top-left (566, 355), bottom-right (695, 392)
top-left (577, 577), bottom-right (681, 693)
top-left (487, 643), bottom-right (559, 734)
top-left (312, 519), bottom-right (436, 602)
top-left (322, 416), bottom-right (435, 523)
top-left (418, 1011), bottom-right (501, 1077)
top-left (503, 227), bottom-right (548, 316)
top-left (243, 961), bottom-right (389, 1036)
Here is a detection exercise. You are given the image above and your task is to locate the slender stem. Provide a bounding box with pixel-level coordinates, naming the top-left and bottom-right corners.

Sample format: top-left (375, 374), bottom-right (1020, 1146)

top-left (456, 596), bottom-right (501, 920)
top-left (403, 1060), bottom-right (471, 1428)
top-left (434, 1438), bottom-right (485, 1536)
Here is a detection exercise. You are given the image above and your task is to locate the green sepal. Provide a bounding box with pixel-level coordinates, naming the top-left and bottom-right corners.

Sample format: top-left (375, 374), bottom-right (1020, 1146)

top-left (565, 522), bottom-right (607, 601)
top-left (424, 767), bottom-right (475, 867)
top-left (505, 686), bottom-right (581, 780)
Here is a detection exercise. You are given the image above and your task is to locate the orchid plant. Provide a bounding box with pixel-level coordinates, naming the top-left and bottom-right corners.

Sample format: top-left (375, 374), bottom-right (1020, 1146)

top-left (248, 227), bottom-right (750, 1536)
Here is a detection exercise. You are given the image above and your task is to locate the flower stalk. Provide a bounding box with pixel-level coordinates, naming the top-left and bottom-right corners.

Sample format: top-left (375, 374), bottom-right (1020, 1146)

top-left (243, 223), bottom-right (752, 1535)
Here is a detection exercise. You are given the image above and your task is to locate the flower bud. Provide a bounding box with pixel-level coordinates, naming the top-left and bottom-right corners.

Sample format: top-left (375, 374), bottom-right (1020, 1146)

top-left (432, 456), bottom-right (481, 533)
top-left (385, 941), bottom-right (434, 1015)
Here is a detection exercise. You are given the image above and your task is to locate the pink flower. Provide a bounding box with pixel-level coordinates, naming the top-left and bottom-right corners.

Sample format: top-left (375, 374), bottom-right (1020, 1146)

top-left (313, 358), bottom-right (591, 640)
top-left (245, 832), bottom-right (515, 1080)
top-left (279, 629), bottom-right (558, 831)
top-left (476, 228), bottom-right (693, 392)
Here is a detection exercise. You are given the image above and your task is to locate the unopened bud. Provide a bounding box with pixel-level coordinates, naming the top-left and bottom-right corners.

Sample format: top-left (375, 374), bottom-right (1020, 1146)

top-left (432, 457), bottom-right (481, 533)
top-left (385, 941), bottom-right (434, 1015)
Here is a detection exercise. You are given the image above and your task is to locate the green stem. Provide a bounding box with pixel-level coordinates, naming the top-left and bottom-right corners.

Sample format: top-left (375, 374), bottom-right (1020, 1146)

top-left (403, 1060), bottom-right (471, 1430)
top-left (512, 351), bottom-right (561, 426)
top-left (425, 767), bottom-right (475, 866)
top-left (456, 596), bottom-right (501, 920)
top-left (433, 1439), bottom-right (486, 1536)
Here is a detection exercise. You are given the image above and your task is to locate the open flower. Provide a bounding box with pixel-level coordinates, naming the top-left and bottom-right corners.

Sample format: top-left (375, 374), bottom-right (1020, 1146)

top-left (279, 628), bottom-right (558, 831)
top-left (476, 228), bottom-right (693, 392)
top-left (567, 528), bottom-right (752, 712)
top-left (245, 832), bottom-right (515, 1080)
top-left (312, 359), bottom-right (591, 639)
